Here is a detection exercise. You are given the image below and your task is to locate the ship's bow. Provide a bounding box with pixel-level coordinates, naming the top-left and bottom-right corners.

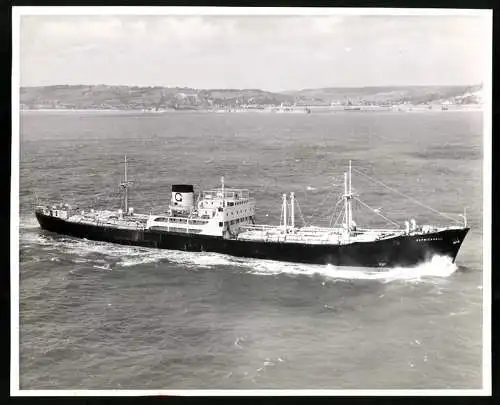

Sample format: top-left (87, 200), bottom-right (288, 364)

top-left (442, 227), bottom-right (470, 262)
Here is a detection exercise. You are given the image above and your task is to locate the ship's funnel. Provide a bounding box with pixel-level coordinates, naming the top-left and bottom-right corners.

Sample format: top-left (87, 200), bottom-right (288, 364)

top-left (171, 184), bottom-right (194, 210)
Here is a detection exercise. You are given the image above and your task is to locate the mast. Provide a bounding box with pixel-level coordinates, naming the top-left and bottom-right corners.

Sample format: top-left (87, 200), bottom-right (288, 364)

top-left (344, 172), bottom-right (348, 231)
top-left (348, 160), bottom-right (353, 229)
top-left (343, 160), bottom-right (353, 232)
top-left (283, 193), bottom-right (287, 231)
top-left (124, 155), bottom-right (128, 213)
top-left (290, 192), bottom-right (295, 233)
top-left (120, 155), bottom-right (130, 214)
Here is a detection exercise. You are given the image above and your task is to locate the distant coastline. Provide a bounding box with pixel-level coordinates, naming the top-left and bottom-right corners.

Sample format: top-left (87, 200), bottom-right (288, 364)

top-left (20, 83), bottom-right (483, 113)
top-left (20, 104), bottom-right (483, 114)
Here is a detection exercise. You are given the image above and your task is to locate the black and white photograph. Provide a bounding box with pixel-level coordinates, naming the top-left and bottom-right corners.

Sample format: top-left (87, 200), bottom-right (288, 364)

top-left (12, 7), bottom-right (491, 395)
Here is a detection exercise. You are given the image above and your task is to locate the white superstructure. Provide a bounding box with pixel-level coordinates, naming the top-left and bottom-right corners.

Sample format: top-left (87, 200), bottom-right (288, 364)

top-left (146, 177), bottom-right (256, 237)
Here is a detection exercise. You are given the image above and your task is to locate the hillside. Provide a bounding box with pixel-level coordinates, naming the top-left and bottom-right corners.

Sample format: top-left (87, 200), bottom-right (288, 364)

top-left (281, 84), bottom-right (484, 106)
top-left (20, 85), bottom-right (294, 111)
top-left (20, 84), bottom-right (483, 110)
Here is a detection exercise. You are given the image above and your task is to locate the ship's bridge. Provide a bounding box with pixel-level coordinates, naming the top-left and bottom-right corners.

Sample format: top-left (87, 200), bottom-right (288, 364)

top-left (198, 188), bottom-right (254, 211)
top-left (201, 188), bottom-right (251, 202)
top-left (197, 187), bottom-right (256, 237)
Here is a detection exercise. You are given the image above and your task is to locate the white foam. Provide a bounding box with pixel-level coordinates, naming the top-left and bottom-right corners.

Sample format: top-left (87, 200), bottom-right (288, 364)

top-left (381, 255), bottom-right (458, 282)
top-left (72, 258), bottom-right (90, 264)
top-left (92, 264), bottom-right (112, 271)
top-left (170, 252), bottom-right (236, 268)
top-left (119, 254), bottom-right (170, 267)
top-left (117, 249), bottom-right (229, 268)
top-left (242, 254), bottom-right (457, 283)
top-left (20, 232), bottom-right (43, 245)
top-left (21, 232), bottom-right (156, 264)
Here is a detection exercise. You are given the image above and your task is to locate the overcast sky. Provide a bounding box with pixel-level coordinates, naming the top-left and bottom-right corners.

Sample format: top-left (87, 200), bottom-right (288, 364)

top-left (19, 14), bottom-right (489, 91)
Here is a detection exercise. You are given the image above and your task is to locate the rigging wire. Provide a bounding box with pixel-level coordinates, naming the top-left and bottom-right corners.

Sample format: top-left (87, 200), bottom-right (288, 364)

top-left (352, 167), bottom-right (461, 224)
top-left (294, 198), bottom-right (308, 227)
top-left (327, 198), bottom-right (345, 227)
top-left (330, 205), bottom-right (345, 228)
top-left (295, 194), bottom-right (341, 227)
top-left (327, 205), bottom-right (337, 228)
top-left (354, 197), bottom-right (401, 228)
top-left (304, 189), bottom-right (335, 220)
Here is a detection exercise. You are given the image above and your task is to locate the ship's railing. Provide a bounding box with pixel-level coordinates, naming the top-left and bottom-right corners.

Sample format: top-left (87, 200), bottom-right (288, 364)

top-left (356, 227), bottom-right (401, 233)
top-left (297, 226), bottom-right (343, 234)
top-left (240, 224), bottom-right (345, 234)
top-left (355, 226), bottom-right (447, 236)
top-left (238, 224), bottom-right (407, 245)
top-left (34, 200), bottom-right (52, 209)
top-left (238, 230), bottom-right (399, 245)
top-left (238, 231), bottom-right (348, 245)
top-left (240, 224), bottom-right (280, 231)
top-left (35, 202), bottom-right (73, 210)
top-left (202, 189), bottom-right (251, 200)
top-left (72, 216), bottom-right (147, 230)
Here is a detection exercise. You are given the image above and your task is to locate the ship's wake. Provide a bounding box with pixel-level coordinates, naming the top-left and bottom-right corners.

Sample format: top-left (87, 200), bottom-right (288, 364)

top-left (227, 254), bottom-right (457, 283)
top-left (20, 228), bottom-right (458, 283)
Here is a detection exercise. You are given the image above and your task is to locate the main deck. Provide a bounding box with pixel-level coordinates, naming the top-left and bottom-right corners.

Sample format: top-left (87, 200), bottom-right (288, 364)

top-left (236, 224), bottom-right (406, 245)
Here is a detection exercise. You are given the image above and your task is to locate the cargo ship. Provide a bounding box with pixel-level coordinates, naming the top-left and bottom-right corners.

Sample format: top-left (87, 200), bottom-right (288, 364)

top-left (34, 158), bottom-right (469, 268)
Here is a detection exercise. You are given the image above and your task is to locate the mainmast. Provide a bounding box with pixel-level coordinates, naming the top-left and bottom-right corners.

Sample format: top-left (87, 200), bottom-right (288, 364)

top-left (343, 160), bottom-right (353, 232)
top-left (120, 155), bottom-right (131, 214)
top-left (348, 159), bottom-right (353, 229)
top-left (290, 192), bottom-right (295, 233)
top-left (124, 155), bottom-right (128, 213)
top-left (344, 172), bottom-right (348, 231)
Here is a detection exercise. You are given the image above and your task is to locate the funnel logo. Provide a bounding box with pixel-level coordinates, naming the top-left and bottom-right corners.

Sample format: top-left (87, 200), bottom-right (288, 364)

top-left (174, 193), bottom-right (183, 202)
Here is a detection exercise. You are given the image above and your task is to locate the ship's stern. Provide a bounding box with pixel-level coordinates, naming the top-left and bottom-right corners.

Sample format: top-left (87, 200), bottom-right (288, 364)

top-left (34, 204), bottom-right (71, 233)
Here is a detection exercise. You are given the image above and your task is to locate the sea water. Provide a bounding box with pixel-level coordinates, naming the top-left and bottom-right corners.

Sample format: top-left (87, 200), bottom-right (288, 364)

top-left (18, 110), bottom-right (483, 390)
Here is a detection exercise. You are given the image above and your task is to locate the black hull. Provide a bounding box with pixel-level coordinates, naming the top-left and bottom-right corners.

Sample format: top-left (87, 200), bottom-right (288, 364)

top-left (35, 212), bottom-right (469, 268)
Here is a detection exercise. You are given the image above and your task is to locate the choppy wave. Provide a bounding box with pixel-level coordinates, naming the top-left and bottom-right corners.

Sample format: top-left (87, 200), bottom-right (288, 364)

top-left (20, 229), bottom-right (457, 283)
